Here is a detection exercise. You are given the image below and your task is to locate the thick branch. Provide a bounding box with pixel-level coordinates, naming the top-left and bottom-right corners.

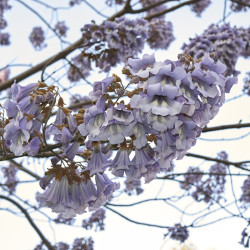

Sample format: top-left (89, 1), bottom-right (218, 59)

top-left (0, 195), bottom-right (54, 250)
top-left (0, 38), bottom-right (84, 91)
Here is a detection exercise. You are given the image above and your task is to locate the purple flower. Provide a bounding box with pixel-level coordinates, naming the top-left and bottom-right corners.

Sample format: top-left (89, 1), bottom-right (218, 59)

top-left (124, 178), bottom-right (143, 196)
top-left (165, 223), bottom-right (189, 243)
top-left (2, 162), bottom-right (18, 194)
top-left (65, 142), bottom-right (81, 161)
top-left (3, 117), bottom-right (30, 156)
top-left (85, 145), bottom-right (110, 175)
top-left (0, 68), bottom-right (10, 83)
top-left (240, 176), bottom-right (250, 206)
top-left (39, 175), bottom-right (96, 218)
top-left (90, 76), bottom-right (114, 101)
top-left (191, 0), bottom-right (211, 16)
top-left (82, 208), bottom-right (105, 231)
top-left (72, 237), bottom-right (94, 250)
top-left (128, 144), bottom-right (160, 183)
top-left (54, 21), bottom-right (68, 37)
top-left (29, 26), bottom-right (46, 50)
top-left (109, 148), bottom-right (131, 177)
top-left (0, 31), bottom-right (10, 45)
top-left (25, 137), bottom-right (40, 156)
top-left (67, 53), bottom-right (91, 82)
top-left (90, 173), bottom-right (120, 209)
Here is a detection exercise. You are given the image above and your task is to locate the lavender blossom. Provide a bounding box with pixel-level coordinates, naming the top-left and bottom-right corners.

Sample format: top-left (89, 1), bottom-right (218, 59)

top-left (165, 223), bottom-right (189, 243)
top-left (2, 162), bottom-right (18, 194)
top-left (230, 0), bottom-right (250, 12)
top-left (243, 72), bottom-right (250, 95)
top-left (82, 208), bottom-right (105, 231)
top-left (67, 53), bottom-right (91, 82)
top-left (191, 0), bottom-right (211, 17)
top-left (0, 31), bottom-right (10, 45)
top-left (180, 166), bottom-right (203, 191)
top-left (29, 26), bottom-right (46, 50)
top-left (0, 68), bottom-right (10, 83)
top-left (72, 237), bottom-right (94, 250)
top-left (124, 178), bottom-right (144, 196)
top-left (181, 23), bottom-right (247, 76)
top-left (54, 21), bottom-right (69, 37)
top-left (54, 215), bottom-right (76, 225)
top-left (240, 176), bottom-right (250, 206)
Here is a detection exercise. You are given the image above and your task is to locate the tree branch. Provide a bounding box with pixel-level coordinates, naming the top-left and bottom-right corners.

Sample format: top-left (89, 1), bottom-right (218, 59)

top-left (145, 0), bottom-right (200, 20)
top-left (186, 152), bottom-right (250, 171)
top-left (0, 38), bottom-right (84, 91)
top-left (9, 160), bottom-right (41, 180)
top-left (104, 205), bottom-right (169, 228)
top-left (202, 123), bottom-right (250, 132)
top-left (0, 195), bottom-right (54, 250)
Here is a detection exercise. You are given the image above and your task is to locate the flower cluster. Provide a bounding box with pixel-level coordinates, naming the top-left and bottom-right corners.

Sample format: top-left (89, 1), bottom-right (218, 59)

top-left (0, 0), bottom-right (11, 46)
top-left (139, 0), bottom-right (167, 18)
top-left (230, 0), bottom-right (250, 12)
top-left (3, 81), bottom-right (56, 156)
top-left (0, 67), bottom-right (10, 83)
top-left (124, 178), bottom-right (144, 196)
top-left (181, 23), bottom-right (248, 76)
top-left (165, 223), bottom-right (189, 243)
top-left (82, 208), bottom-right (106, 231)
top-left (68, 17), bottom-right (174, 81)
top-left (67, 53), bottom-right (91, 82)
top-left (105, 0), bottom-right (125, 7)
top-left (243, 72), bottom-right (250, 95)
top-left (38, 167), bottom-right (119, 218)
top-left (179, 166), bottom-right (203, 191)
top-left (2, 162), bottom-right (18, 194)
top-left (34, 237), bottom-right (94, 250)
top-left (0, 31), bottom-right (9, 45)
top-left (181, 151), bottom-right (228, 204)
top-left (29, 26), bottom-right (47, 50)
top-left (240, 176), bottom-right (250, 207)
top-left (190, 0), bottom-right (211, 17)
top-left (54, 21), bottom-right (69, 37)
top-left (54, 214), bottom-right (76, 225)
top-left (72, 237), bottom-right (94, 250)
top-left (69, 0), bottom-right (82, 7)
top-left (1, 53), bottom-right (236, 217)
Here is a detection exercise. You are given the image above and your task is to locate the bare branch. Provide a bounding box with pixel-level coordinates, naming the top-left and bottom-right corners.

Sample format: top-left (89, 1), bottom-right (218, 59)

top-left (9, 160), bottom-right (41, 180)
top-left (145, 0), bottom-right (200, 20)
top-left (186, 152), bottom-right (250, 171)
top-left (202, 122), bottom-right (250, 133)
top-left (105, 205), bottom-right (169, 228)
top-left (0, 195), bottom-right (54, 250)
